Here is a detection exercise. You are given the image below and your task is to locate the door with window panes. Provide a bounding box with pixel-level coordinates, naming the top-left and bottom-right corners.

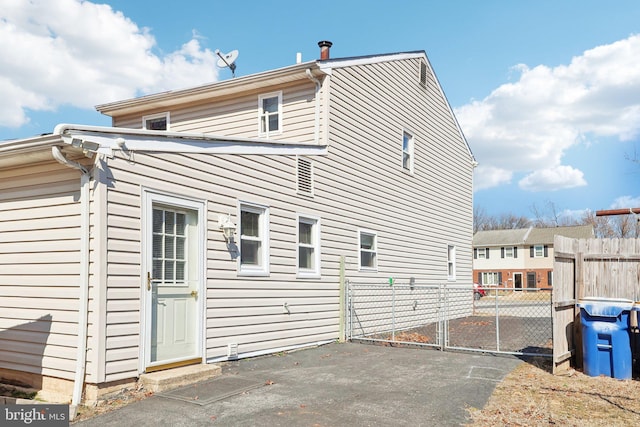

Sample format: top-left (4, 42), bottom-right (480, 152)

top-left (146, 202), bottom-right (201, 368)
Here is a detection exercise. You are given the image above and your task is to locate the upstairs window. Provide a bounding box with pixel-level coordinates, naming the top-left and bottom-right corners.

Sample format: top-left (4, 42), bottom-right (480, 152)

top-left (531, 245), bottom-right (548, 258)
top-left (474, 248), bottom-right (489, 259)
top-left (239, 202), bottom-right (269, 275)
top-left (402, 131), bottom-right (414, 172)
top-left (358, 229), bottom-right (377, 271)
top-left (258, 91), bottom-right (282, 138)
top-left (143, 112), bottom-right (169, 130)
top-left (501, 246), bottom-right (517, 258)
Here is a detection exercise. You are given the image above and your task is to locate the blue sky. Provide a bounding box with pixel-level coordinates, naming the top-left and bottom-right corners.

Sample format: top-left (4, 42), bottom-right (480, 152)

top-left (1, 0), bottom-right (639, 220)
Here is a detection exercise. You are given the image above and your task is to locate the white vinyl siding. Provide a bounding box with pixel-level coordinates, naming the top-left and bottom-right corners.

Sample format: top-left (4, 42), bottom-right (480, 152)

top-left (0, 162), bottom-right (85, 381)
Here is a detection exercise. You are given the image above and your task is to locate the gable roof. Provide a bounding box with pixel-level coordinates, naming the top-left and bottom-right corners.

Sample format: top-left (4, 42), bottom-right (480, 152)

top-left (473, 225), bottom-right (594, 247)
top-left (526, 225), bottom-right (594, 244)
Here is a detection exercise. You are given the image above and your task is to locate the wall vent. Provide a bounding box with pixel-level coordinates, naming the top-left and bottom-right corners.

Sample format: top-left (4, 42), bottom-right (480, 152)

top-left (419, 61), bottom-right (427, 88)
top-left (227, 343), bottom-right (239, 360)
top-left (297, 157), bottom-right (313, 195)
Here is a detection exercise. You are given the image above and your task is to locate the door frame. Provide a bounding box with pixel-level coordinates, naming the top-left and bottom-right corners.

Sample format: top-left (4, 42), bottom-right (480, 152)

top-left (513, 272), bottom-right (522, 290)
top-left (140, 188), bottom-right (206, 373)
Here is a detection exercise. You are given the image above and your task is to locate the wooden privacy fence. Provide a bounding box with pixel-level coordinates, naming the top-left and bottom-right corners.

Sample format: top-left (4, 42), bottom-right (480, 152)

top-left (553, 236), bottom-right (640, 373)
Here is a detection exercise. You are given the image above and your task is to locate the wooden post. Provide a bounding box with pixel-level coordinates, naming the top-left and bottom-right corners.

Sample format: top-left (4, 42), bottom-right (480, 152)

top-left (339, 256), bottom-right (346, 342)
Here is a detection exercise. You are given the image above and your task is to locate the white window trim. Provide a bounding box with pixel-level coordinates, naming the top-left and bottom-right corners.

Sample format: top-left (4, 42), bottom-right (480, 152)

top-left (505, 247), bottom-right (514, 258)
top-left (477, 247), bottom-right (488, 259)
top-left (142, 112), bottom-right (170, 130)
top-left (258, 91), bottom-right (283, 138)
top-left (447, 245), bottom-right (456, 281)
top-left (358, 228), bottom-right (378, 272)
top-left (482, 272), bottom-right (500, 286)
top-left (402, 129), bottom-right (414, 173)
top-left (297, 214), bottom-right (321, 278)
top-left (534, 245), bottom-right (544, 258)
top-left (237, 201), bottom-right (270, 276)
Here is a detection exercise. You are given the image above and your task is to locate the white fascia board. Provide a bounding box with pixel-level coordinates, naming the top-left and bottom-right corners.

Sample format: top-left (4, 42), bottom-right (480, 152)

top-left (318, 52), bottom-right (426, 75)
top-left (56, 125), bottom-right (327, 157)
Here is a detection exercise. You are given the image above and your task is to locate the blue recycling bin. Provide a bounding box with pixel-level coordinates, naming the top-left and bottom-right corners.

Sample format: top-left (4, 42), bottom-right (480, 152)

top-left (578, 298), bottom-right (634, 380)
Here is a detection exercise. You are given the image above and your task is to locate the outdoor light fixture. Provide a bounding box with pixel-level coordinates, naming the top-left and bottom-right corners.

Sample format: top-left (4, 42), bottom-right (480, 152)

top-left (70, 138), bottom-right (100, 154)
top-left (218, 214), bottom-right (237, 241)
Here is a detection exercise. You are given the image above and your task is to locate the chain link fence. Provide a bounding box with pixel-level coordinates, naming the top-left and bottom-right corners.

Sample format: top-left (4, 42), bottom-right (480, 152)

top-left (347, 281), bottom-right (552, 357)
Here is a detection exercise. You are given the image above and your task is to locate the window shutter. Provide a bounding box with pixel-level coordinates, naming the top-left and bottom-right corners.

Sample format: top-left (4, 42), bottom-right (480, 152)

top-left (486, 248), bottom-right (490, 259)
top-left (547, 270), bottom-right (553, 286)
top-left (501, 247), bottom-right (505, 258)
top-left (477, 272), bottom-right (482, 284)
top-left (530, 246), bottom-right (534, 257)
top-left (473, 248), bottom-right (477, 259)
top-left (544, 245), bottom-right (549, 257)
top-left (514, 247), bottom-right (518, 258)
top-left (498, 272), bottom-right (503, 285)
top-left (297, 157), bottom-right (313, 194)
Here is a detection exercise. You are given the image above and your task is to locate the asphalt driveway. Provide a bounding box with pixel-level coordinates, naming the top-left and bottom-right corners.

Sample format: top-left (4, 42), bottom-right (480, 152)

top-left (74, 342), bottom-right (522, 426)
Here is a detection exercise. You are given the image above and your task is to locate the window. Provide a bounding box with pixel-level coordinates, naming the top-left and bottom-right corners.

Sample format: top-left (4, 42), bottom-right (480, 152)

top-left (297, 215), bottom-right (320, 277)
top-left (258, 92), bottom-right (282, 137)
top-left (501, 246), bottom-right (517, 258)
top-left (474, 247), bottom-right (489, 259)
top-left (402, 131), bottom-right (414, 172)
top-left (152, 207), bottom-right (193, 284)
top-left (447, 245), bottom-right (456, 280)
top-left (143, 112), bottom-right (169, 131)
top-left (530, 245), bottom-right (548, 258)
top-left (481, 272), bottom-right (501, 286)
top-left (239, 203), bottom-right (269, 275)
top-left (358, 230), bottom-right (377, 270)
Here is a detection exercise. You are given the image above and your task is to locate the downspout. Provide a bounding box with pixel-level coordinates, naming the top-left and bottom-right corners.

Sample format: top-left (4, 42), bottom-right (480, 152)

top-left (52, 146), bottom-right (91, 406)
top-left (305, 69), bottom-right (321, 145)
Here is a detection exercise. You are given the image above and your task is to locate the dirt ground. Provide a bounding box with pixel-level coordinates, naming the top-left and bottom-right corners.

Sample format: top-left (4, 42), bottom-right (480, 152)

top-left (467, 357), bottom-right (640, 426)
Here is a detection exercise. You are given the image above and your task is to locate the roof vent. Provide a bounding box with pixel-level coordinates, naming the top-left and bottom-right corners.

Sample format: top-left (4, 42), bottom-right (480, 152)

top-left (318, 40), bottom-right (332, 60)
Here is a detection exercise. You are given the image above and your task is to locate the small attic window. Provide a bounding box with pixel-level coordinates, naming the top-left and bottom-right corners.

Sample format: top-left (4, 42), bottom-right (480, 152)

top-left (419, 61), bottom-right (427, 88)
top-left (297, 157), bottom-right (313, 195)
top-left (143, 112), bottom-right (170, 131)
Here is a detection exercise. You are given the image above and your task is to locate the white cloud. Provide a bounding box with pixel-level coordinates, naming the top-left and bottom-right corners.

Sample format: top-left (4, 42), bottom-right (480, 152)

top-left (518, 165), bottom-right (587, 192)
top-left (473, 165), bottom-right (512, 191)
top-left (456, 34), bottom-right (640, 192)
top-left (610, 195), bottom-right (640, 209)
top-left (0, 0), bottom-right (219, 128)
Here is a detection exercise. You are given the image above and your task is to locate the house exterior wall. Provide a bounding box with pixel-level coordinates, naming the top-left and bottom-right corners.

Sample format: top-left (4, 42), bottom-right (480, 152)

top-left (0, 161), bottom-right (84, 382)
top-left (97, 56), bottom-right (474, 379)
top-left (112, 80), bottom-right (321, 145)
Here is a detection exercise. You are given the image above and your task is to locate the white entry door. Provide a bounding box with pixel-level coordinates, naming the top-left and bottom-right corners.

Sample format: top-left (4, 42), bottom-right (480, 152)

top-left (143, 192), bottom-right (204, 370)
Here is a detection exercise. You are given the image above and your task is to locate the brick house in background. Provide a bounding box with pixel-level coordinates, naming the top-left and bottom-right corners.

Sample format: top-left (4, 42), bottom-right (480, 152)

top-left (473, 225), bottom-right (594, 289)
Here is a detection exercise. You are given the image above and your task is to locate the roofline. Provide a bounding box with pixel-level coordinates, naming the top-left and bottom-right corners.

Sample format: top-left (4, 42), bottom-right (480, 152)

top-left (96, 61), bottom-right (322, 116)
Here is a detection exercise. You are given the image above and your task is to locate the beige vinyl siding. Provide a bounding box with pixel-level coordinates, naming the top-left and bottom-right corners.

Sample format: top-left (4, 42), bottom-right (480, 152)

top-left (113, 81), bottom-right (320, 144)
top-left (102, 148), bottom-right (338, 372)
top-left (323, 58), bottom-right (473, 282)
top-left (0, 162), bottom-right (83, 381)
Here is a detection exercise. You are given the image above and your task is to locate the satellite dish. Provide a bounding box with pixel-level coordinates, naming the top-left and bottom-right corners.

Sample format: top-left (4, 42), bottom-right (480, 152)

top-left (215, 49), bottom-right (239, 77)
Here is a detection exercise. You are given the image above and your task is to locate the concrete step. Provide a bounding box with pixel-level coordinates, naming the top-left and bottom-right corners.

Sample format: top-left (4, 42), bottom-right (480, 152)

top-left (140, 364), bottom-right (222, 393)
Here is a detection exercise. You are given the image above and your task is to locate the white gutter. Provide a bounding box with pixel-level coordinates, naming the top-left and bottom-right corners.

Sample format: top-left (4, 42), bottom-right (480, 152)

top-left (52, 146), bottom-right (91, 407)
top-left (305, 69), bottom-right (321, 145)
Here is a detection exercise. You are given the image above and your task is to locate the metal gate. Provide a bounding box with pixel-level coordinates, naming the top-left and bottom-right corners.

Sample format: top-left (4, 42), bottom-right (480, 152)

top-left (346, 281), bottom-right (552, 357)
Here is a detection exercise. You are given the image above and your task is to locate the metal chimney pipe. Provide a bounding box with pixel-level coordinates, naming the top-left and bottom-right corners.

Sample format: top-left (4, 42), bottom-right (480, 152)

top-left (318, 40), bottom-right (332, 60)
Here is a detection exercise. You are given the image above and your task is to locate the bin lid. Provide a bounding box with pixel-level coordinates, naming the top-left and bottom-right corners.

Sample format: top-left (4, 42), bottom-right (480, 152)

top-left (578, 298), bottom-right (634, 317)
